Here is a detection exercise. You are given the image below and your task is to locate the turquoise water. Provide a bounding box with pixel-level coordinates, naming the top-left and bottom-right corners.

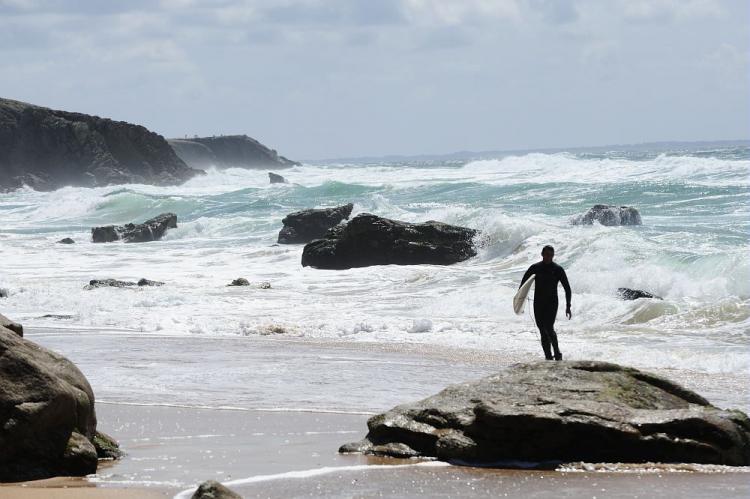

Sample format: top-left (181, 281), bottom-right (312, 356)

top-left (1, 148), bottom-right (748, 383)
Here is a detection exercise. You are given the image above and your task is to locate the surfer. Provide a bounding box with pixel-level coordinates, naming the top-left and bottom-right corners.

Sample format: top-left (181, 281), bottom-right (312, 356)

top-left (520, 245), bottom-right (572, 361)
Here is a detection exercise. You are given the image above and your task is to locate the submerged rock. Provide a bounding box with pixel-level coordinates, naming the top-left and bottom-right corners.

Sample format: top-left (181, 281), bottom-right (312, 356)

top-left (0, 288), bottom-right (7, 298)
top-left (617, 288), bottom-right (662, 300)
top-left (268, 172), bottom-right (287, 184)
top-left (278, 203), bottom-right (354, 244)
top-left (0, 313), bottom-right (23, 337)
top-left (0, 326), bottom-right (120, 481)
top-left (57, 237), bottom-right (75, 244)
top-left (0, 97), bottom-right (201, 192)
top-left (571, 205), bottom-right (642, 226)
top-left (191, 480), bottom-right (243, 499)
top-left (85, 279), bottom-right (136, 289)
top-left (228, 278), bottom-right (250, 286)
top-left (137, 278), bottom-right (164, 287)
top-left (340, 361), bottom-right (750, 466)
top-left (302, 213), bottom-right (477, 269)
top-left (91, 213), bottom-right (177, 243)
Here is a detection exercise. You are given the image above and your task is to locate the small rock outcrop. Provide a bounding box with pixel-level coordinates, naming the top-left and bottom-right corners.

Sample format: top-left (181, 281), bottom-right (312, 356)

top-left (191, 480), bottom-right (243, 499)
top-left (0, 98), bottom-right (202, 192)
top-left (0, 313), bottom-right (23, 337)
top-left (228, 278), bottom-right (250, 286)
top-left (168, 135), bottom-right (299, 170)
top-left (340, 361), bottom-right (750, 466)
top-left (91, 213), bottom-right (177, 243)
top-left (618, 288), bottom-right (662, 300)
top-left (0, 325), bottom-right (120, 481)
top-left (571, 205), bottom-right (642, 226)
top-left (85, 278), bottom-right (163, 289)
top-left (57, 238), bottom-right (75, 244)
top-left (268, 172), bottom-right (287, 184)
top-left (277, 203), bottom-right (354, 244)
top-left (302, 213), bottom-right (477, 269)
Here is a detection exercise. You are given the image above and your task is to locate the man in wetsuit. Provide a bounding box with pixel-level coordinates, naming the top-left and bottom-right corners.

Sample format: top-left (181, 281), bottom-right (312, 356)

top-left (520, 245), bottom-right (572, 360)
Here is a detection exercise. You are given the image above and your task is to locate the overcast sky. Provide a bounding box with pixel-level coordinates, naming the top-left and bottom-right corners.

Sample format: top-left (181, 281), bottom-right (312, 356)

top-left (1, 0), bottom-right (748, 159)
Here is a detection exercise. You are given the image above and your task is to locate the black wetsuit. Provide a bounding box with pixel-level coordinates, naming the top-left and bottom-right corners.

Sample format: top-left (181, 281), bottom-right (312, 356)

top-left (520, 262), bottom-right (572, 360)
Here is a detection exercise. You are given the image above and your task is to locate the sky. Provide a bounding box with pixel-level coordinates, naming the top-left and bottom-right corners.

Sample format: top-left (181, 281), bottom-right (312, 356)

top-left (1, 0), bottom-right (748, 159)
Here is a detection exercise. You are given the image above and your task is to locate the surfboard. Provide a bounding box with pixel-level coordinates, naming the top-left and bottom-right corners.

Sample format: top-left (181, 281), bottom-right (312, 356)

top-left (513, 274), bottom-right (535, 315)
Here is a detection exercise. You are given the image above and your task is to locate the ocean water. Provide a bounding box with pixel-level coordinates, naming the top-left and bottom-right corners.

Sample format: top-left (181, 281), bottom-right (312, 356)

top-left (1, 147), bottom-right (749, 405)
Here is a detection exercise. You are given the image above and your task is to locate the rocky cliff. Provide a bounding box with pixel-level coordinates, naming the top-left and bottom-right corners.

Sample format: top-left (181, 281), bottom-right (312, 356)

top-left (0, 98), bottom-right (202, 191)
top-left (169, 135), bottom-right (299, 169)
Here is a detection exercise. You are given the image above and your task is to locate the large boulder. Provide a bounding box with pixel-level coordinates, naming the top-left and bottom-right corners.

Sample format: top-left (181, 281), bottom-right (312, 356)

top-left (268, 172), bottom-right (287, 184)
top-left (0, 326), bottom-right (119, 481)
top-left (168, 135), bottom-right (299, 170)
top-left (91, 213), bottom-right (177, 243)
top-left (572, 205), bottom-right (642, 226)
top-left (302, 213), bottom-right (477, 269)
top-left (340, 361), bottom-right (750, 466)
top-left (278, 203), bottom-right (354, 244)
top-left (0, 98), bottom-right (202, 192)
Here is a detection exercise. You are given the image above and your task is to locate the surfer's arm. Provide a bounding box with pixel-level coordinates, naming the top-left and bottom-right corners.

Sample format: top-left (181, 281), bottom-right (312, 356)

top-left (519, 266), bottom-right (534, 289)
top-left (560, 269), bottom-right (572, 307)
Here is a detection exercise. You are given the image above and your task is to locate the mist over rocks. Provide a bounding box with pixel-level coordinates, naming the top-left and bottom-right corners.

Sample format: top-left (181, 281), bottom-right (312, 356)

top-left (0, 97), bottom-right (202, 192)
top-left (302, 213), bottom-right (477, 269)
top-left (340, 361), bottom-right (750, 467)
top-left (571, 205), bottom-right (642, 226)
top-left (0, 323), bottom-right (120, 481)
top-left (91, 212), bottom-right (177, 243)
top-left (278, 203), bottom-right (354, 244)
top-left (168, 135), bottom-right (299, 170)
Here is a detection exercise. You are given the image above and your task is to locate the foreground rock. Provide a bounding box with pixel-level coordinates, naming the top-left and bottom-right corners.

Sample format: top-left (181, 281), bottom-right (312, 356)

top-left (302, 213), bottom-right (477, 269)
top-left (0, 325), bottom-right (120, 481)
top-left (269, 172), bottom-right (288, 184)
top-left (57, 238), bottom-right (75, 244)
top-left (278, 203), bottom-right (354, 244)
top-left (191, 480), bottom-right (242, 499)
top-left (0, 313), bottom-right (23, 337)
top-left (572, 205), bottom-right (642, 226)
top-left (168, 135), bottom-right (299, 170)
top-left (0, 97), bottom-right (202, 191)
top-left (92, 213), bottom-right (177, 243)
top-left (340, 361), bottom-right (750, 466)
top-left (618, 288), bottom-right (662, 300)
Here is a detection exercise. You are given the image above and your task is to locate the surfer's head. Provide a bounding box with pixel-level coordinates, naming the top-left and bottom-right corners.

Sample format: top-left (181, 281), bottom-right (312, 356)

top-left (542, 245), bottom-right (554, 263)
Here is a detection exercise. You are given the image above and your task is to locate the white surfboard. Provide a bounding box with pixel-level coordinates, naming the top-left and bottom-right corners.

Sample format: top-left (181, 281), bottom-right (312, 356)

top-left (513, 274), bottom-right (535, 315)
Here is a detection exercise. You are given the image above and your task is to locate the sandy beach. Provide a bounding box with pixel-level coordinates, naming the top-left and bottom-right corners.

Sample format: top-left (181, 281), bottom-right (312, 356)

top-left (0, 329), bottom-right (746, 498)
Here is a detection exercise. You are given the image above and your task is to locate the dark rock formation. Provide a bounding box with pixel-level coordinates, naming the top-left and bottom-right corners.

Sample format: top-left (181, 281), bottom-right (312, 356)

top-left (302, 213), bottom-right (477, 269)
top-left (57, 237), bottom-right (75, 244)
top-left (0, 98), bottom-right (202, 192)
top-left (618, 288), bottom-right (662, 300)
top-left (0, 326), bottom-right (120, 481)
top-left (340, 361), bottom-right (750, 466)
top-left (278, 203), bottom-right (354, 244)
top-left (269, 172), bottom-right (287, 184)
top-left (228, 278), bottom-right (250, 286)
top-left (191, 480), bottom-right (243, 499)
top-left (571, 205), bottom-right (642, 226)
top-left (0, 313), bottom-right (23, 337)
top-left (91, 213), bottom-right (177, 243)
top-left (0, 289), bottom-right (7, 298)
top-left (137, 278), bottom-right (164, 287)
top-left (168, 135), bottom-right (299, 170)
top-left (85, 278), bottom-right (163, 289)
